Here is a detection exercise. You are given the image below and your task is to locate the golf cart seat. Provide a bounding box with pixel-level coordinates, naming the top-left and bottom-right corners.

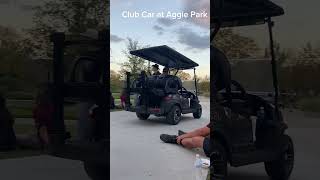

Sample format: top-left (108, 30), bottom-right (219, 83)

top-left (212, 46), bottom-right (232, 93)
top-left (212, 47), bottom-right (254, 116)
top-left (146, 75), bottom-right (182, 95)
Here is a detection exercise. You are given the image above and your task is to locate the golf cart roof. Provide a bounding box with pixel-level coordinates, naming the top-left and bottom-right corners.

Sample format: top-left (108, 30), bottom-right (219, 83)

top-left (130, 45), bottom-right (199, 70)
top-left (212, 0), bottom-right (284, 27)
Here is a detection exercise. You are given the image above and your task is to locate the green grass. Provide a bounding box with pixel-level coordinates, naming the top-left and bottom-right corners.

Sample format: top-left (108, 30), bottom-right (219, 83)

top-left (0, 149), bottom-right (42, 160)
top-left (14, 123), bottom-right (77, 136)
top-left (7, 99), bottom-right (78, 119)
top-left (297, 96), bottom-right (320, 113)
top-left (112, 92), bottom-right (120, 99)
top-left (0, 123), bottom-right (77, 160)
top-left (7, 96), bottom-right (124, 120)
top-left (5, 91), bottom-right (35, 100)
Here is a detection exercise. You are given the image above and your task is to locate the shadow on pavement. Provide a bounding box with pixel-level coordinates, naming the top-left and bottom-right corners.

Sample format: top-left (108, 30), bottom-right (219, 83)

top-left (227, 171), bottom-right (268, 180)
top-left (127, 115), bottom-right (197, 126)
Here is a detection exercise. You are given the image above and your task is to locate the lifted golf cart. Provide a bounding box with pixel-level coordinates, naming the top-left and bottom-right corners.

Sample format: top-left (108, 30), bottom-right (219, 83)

top-left (211, 0), bottom-right (294, 180)
top-left (49, 30), bottom-right (109, 180)
top-left (124, 45), bottom-right (202, 125)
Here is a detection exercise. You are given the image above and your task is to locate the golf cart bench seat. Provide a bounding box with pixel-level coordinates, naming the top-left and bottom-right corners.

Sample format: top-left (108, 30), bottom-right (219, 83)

top-left (144, 75), bottom-right (182, 95)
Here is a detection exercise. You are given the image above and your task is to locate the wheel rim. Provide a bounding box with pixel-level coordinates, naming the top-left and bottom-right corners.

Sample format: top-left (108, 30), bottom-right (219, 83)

top-left (198, 107), bottom-right (202, 116)
top-left (283, 140), bottom-right (294, 175)
top-left (211, 150), bottom-right (226, 179)
top-left (174, 108), bottom-right (181, 122)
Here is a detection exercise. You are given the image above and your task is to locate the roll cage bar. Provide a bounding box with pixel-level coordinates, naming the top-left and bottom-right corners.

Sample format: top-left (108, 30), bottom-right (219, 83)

top-left (212, 17), bottom-right (280, 112)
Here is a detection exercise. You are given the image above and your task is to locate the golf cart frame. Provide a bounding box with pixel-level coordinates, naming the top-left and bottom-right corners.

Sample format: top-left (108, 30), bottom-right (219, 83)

top-left (49, 30), bottom-right (109, 179)
top-left (211, 0), bottom-right (294, 179)
top-left (124, 45), bottom-right (202, 125)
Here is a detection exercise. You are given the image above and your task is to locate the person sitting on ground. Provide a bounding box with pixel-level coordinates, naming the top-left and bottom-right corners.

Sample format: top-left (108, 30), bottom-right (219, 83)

top-left (151, 64), bottom-right (161, 76)
top-left (160, 122), bottom-right (212, 157)
top-left (0, 94), bottom-right (16, 151)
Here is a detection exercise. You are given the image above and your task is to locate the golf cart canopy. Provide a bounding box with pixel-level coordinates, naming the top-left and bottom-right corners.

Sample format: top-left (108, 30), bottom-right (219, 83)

top-left (212, 0), bottom-right (284, 27)
top-left (130, 45), bottom-right (199, 70)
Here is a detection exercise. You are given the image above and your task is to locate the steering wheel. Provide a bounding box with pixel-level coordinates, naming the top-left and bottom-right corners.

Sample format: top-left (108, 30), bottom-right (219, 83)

top-left (231, 80), bottom-right (246, 97)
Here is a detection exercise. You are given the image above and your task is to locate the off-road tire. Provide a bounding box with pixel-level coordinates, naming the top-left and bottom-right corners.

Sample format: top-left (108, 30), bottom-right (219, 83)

top-left (210, 140), bottom-right (228, 180)
top-left (264, 135), bottom-right (294, 180)
top-left (166, 105), bottom-right (181, 125)
top-left (136, 113), bottom-right (150, 120)
top-left (193, 105), bottom-right (202, 119)
top-left (84, 162), bottom-right (107, 180)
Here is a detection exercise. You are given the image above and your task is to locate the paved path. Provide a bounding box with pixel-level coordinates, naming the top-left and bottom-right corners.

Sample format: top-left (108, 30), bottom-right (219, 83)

top-left (1, 96), bottom-right (319, 180)
top-left (0, 155), bottom-right (90, 180)
top-left (110, 99), bottom-right (320, 180)
top-left (111, 97), bottom-right (210, 180)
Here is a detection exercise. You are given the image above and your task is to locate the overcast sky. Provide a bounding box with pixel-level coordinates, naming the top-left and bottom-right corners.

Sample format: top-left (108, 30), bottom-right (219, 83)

top-left (110, 0), bottom-right (210, 77)
top-left (1, 0), bottom-right (320, 69)
top-left (236, 0), bottom-right (320, 49)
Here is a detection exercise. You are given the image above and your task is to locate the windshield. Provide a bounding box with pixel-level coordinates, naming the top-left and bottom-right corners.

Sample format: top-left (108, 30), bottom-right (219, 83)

top-left (215, 25), bottom-right (275, 92)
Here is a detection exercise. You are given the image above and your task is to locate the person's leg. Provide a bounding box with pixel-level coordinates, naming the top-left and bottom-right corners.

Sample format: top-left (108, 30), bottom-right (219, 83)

top-left (202, 137), bottom-right (211, 157)
top-left (181, 136), bottom-right (205, 149)
top-left (39, 126), bottom-right (49, 145)
top-left (77, 101), bottom-right (94, 141)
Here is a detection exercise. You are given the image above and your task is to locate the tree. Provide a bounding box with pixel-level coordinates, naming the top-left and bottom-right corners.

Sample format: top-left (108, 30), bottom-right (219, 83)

top-left (298, 42), bottom-right (320, 59)
top-left (120, 38), bottom-right (148, 78)
top-left (27, 0), bottom-right (109, 57)
top-left (213, 29), bottom-right (259, 58)
top-left (0, 26), bottom-right (39, 93)
top-left (110, 70), bottom-right (122, 92)
top-left (172, 70), bottom-right (191, 81)
top-left (264, 42), bottom-right (294, 66)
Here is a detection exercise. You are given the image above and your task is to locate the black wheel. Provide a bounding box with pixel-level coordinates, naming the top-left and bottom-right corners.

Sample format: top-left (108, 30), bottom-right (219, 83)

top-left (264, 135), bottom-right (294, 180)
top-left (136, 113), bottom-right (150, 120)
top-left (84, 162), bottom-right (107, 180)
top-left (166, 105), bottom-right (182, 125)
top-left (193, 105), bottom-right (202, 119)
top-left (210, 140), bottom-right (228, 180)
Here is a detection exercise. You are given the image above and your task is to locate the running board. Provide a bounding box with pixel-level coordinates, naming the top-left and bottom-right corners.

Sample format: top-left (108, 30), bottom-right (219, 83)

top-left (49, 140), bottom-right (108, 164)
top-left (182, 109), bottom-right (197, 114)
top-left (230, 149), bottom-right (280, 167)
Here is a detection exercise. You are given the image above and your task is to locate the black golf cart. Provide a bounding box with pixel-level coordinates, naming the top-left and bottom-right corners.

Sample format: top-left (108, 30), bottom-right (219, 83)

top-left (49, 30), bottom-right (109, 180)
top-left (211, 0), bottom-right (294, 180)
top-left (124, 45), bottom-right (202, 125)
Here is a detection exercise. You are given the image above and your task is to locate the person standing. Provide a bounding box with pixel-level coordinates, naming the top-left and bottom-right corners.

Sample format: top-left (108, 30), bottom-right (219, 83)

top-left (151, 64), bottom-right (161, 76)
top-left (33, 90), bottom-right (53, 145)
top-left (0, 94), bottom-right (16, 151)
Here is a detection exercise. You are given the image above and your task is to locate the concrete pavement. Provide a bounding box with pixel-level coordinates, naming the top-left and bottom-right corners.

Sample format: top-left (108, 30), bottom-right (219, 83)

top-left (110, 98), bottom-right (320, 180)
top-left (1, 96), bottom-right (319, 180)
top-left (0, 155), bottom-right (90, 180)
top-left (110, 97), bottom-right (211, 180)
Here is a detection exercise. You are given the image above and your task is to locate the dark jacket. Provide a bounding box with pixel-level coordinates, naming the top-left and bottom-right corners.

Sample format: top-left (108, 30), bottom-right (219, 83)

top-left (153, 71), bottom-right (161, 76)
top-left (0, 107), bottom-right (16, 150)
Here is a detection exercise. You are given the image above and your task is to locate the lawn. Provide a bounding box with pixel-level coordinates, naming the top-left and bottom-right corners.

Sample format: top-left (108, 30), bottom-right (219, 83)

top-left (0, 122), bottom-right (77, 160)
top-left (0, 149), bottom-right (42, 160)
top-left (7, 101), bottom-right (78, 120)
top-left (14, 123), bottom-right (77, 136)
top-left (296, 96), bottom-right (320, 113)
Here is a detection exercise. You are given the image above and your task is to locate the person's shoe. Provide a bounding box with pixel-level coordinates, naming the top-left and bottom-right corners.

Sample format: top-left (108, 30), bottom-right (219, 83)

top-left (178, 130), bottom-right (186, 136)
top-left (160, 134), bottom-right (177, 144)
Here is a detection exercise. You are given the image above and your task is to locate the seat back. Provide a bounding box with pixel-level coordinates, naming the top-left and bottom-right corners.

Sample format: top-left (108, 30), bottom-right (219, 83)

top-left (211, 46), bottom-right (232, 95)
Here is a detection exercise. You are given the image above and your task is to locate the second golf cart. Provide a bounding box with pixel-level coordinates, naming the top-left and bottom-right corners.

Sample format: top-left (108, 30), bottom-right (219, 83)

top-left (211, 0), bottom-right (294, 180)
top-left (124, 45), bottom-right (202, 125)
